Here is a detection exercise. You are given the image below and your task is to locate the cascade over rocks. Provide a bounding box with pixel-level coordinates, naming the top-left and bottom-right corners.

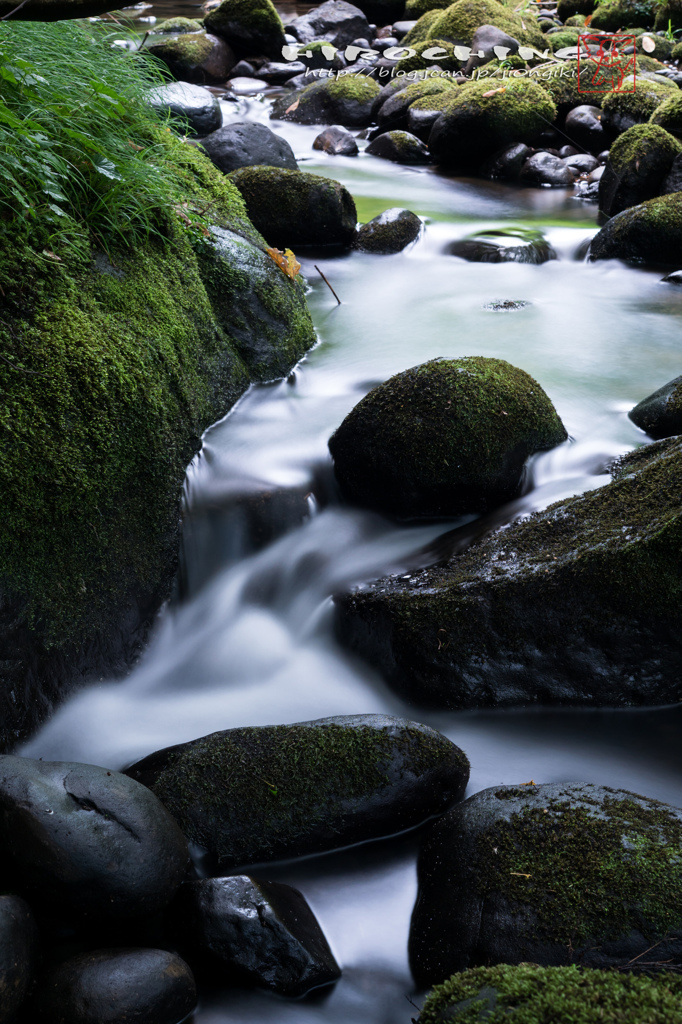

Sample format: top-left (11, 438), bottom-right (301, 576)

top-left (124, 715), bottom-right (470, 870)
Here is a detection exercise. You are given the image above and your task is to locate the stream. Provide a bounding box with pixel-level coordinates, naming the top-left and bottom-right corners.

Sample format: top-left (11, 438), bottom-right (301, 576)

top-left (22, 82), bottom-right (682, 1023)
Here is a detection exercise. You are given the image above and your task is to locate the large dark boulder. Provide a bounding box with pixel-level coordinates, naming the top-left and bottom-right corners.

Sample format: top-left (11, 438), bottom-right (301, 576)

top-left (598, 124), bottom-right (681, 218)
top-left (228, 166), bottom-right (357, 247)
top-left (146, 32), bottom-right (236, 86)
top-left (0, 756), bottom-right (189, 920)
top-left (169, 876), bottom-right (341, 996)
top-left (124, 715), bottom-right (469, 870)
top-left (409, 783), bottom-right (682, 987)
top-left (336, 438), bottom-right (682, 708)
top-left (204, 0), bottom-right (285, 59)
top-left (355, 208), bottom-right (422, 252)
top-left (0, 895), bottom-right (38, 1024)
top-left (148, 82), bottom-right (222, 136)
top-left (600, 77), bottom-right (676, 136)
top-left (289, 0), bottom-right (371, 47)
top-left (271, 76), bottom-right (380, 127)
top-left (329, 357), bottom-right (566, 519)
top-left (200, 121), bottom-right (297, 173)
top-left (33, 948), bottom-right (196, 1024)
top-left (589, 191), bottom-right (682, 264)
top-left (629, 375), bottom-right (682, 439)
top-left (447, 228), bottom-right (556, 263)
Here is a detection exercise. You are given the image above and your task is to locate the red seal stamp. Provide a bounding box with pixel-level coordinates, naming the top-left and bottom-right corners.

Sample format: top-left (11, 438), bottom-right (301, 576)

top-left (577, 33), bottom-right (637, 93)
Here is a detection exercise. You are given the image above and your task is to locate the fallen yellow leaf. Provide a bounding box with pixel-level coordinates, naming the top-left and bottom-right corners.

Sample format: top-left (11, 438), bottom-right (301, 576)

top-left (266, 247), bottom-right (301, 280)
top-left (482, 86), bottom-right (507, 97)
top-left (285, 97), bottom-right (300, 114)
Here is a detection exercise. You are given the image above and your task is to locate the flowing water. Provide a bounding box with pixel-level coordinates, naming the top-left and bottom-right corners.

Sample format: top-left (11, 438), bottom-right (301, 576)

top-left (23, 88), bottom-right (682, 1022)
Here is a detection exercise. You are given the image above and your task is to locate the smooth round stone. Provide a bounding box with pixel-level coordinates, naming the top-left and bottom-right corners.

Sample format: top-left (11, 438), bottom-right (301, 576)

top-left (226, 76), bottom-right (268, 94)
top-left (519, 152), bottom-right (576, 186)
top-left (355, 208), bottom-right (422, 253)
top-left (564, 104), bottom-right (605, 153)
top-left (0, 895), bottom-right (38, 1023)
top-left (313, 125), bottom-right (359, 155)
top-left (33, 948), bottom-right (197, 1024)
top-left (562, 152), bottom-right (599, 174)
top-left (147, 81), bottom-right (222, 137)
top-left (0, 756), bottom-right (189, 920)
top-left (628, 374), bottom-right (682, 439)
top-left (200, 121), bottom-right (298, 173)
top-left (365, 130), bottom-right (430, 164)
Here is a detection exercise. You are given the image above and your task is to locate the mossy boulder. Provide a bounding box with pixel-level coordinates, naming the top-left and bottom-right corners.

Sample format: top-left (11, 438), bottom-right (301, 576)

top-left (599, 123), bottom-right (681, 217)
top-left (427, 0), bottom-right (546, 49)
top-left (124, 715), bottom-right (470, 870)
top-left (547, 27), bottom-right (580, 50)
top-left (410, 782), bottom-right (682, 986)
top-left (146, 31), bottom-right (236, 85)
top-left (355, 208), bottom-right (422, 251)
top-left (328, 357), bottom-right (566, 519)
top-left (203, 0), bottom-right (285, 58)
top-left (636, 31), bottom-right (673, 60)
top-left (673, 39), bottom-right (682, 60)
top-left (408, 88), bottom-right (462, 138)
top-left (154, 16), bottom-right (204, 33)
top-left (590, 0), bottom-right (657, 29)
top-left (227, 166), bottom-right (357, 247)
top-left (538, 58), bottom-right (605, 114)
top-left (428, 78), bottom-right (556, 167)
top-left (629, 375), bottom-right (682, 439)
top-left (418, 965), bottom-right (682, 1023)
top-left (270, 76), bottom-right (380, 126)
top-left (601, 76), bottom-right (677, 135)
top-left (366, 129), bottom-right (431, 162)
top-left (650, 92), bottom-right (682, 137)
top-left (403, 8), bottom-right (443, 42)
top-left (0, 141), bottom-right (315, 751)
top-left (405, 0), bottom-right (451, 19)
top-left (655, 0), bottom-right (682, 30)
top-left (376, 76), bottom-right (456, 129)
top-left (589, 190), bottom-right (682, 263)
top-left (394, 38), bottom-right (464, 72)
top-left (336, 437), bottom-right (682, 708)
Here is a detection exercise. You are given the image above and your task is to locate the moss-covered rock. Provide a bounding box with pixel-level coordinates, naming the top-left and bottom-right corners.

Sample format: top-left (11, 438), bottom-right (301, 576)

top-left (0, 140), bottom-right (315, 752)
top-left (408, 87), bottom-right (462, 138)
top-left (636, 31), bottom-right (673, 59)
top-left (403, 8), bottom-right (443, 42)
top-left (153, 16), bottom-right (204, 33)
top-left (537, 58), bottom-right (604, 114)
top-left (336, 437), bottom-right (682, 707)
top-left (547, 26), bottom-right (580, 49)
top-left (629, 375), bottom-right (682, 439)
top-left (270, 75), bottom-right (380, 126)
top-left (405, 0), bottom-right (451, 19)
top-left (328, 357), bottom-right (566, 519)
top-left (203, 0), bottom-right (285, 58)
top-left (601, 75), bottom-right (676, 134)
top-left (394, 37), bottom-right (464, 72)
top-left (590, 190), bottom-right (682, 262)
top-left (355, 208), bottom-right (423, 251)
top-left (428, 78), bottom-right (556, 167)
top-left (427, 0), bottom-right (546, 49)
top-left (556, 0), bottom-right (594, 18)
top-left (124, 715), bottom-right (470, 870)
top-left (599, 123), bottom-right (681, 216)
top-left (673, 39), bottom-right (682, 61)
top-left (650, 92), bottom-right (682, 137)
top-left (655, 0), bottom-right (682, 30)
top-left (590, 0), bottom-right (657, 29)
top-left (146, 31), bottom-right (236, 85)
top-left (365, 129), bottom-right (431, 162)
top-left (376, 75), bottom-right (456, 129)
top-left (410, 782), bottom-right (682, 986)
top-left (228, 165), bottom-right (357, 247)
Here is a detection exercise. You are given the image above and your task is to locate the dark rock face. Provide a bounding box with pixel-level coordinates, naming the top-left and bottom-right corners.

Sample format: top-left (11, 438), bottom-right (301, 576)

top-left (480, 142), bottom-right (531, 181)
top-left (598, 124), bottom-right (681, 218)
top-left (204, 0), bottom-right (285, 59)
top-left (328, 357), bottom-right (566, 519)
top-left (661, 152), bottom-right (682, 194)
top-left (355, 208), bottom-right (422, 253)
top-left (448, 228), bottom-right (556, 264)
top-left (146, 32), bottom-right (236, 86)
top-left (0, 757), bottom-right (188, 920)
top-left (0, 895), bottom-right (38, 1023)
top-left (313, 125), bottom-right (359, 155)
top-left (519, 151), bottom-right (576, 187)
top-left (124, 715), bottom-right (470, 871)
top-left (589, 191), bottom-right (682, 264)
top-left (409, 783), bottom-right (682, 988)
top-left (336, 438), bottom-right (682, 709)
top-left (33, 948), bottom-right (197, 1024)
top-left (289, 0), bottom-right (371, 47)
top-left (366, 130), bottom-right (430, 163)
top-left (169, 876), bottom-right (341, 996)
top-left (353, 0), bottom-right (404, 23)
top-left (629, 375), bottom-right (682, 439)
top-left (228, 166), bottom-right (357, 247)
top-left (562, 152), bottom-right (598, 174)
top-left (147, 82), bottom-right (222, 136)
top-left (271, 76), bottom-right (380, 127)
top-left (462, 24), bottom-right (520, 74)
top-left (200, 121), bottom-right (297, 173)
top-left (563, 104), bottom-right (604, 152)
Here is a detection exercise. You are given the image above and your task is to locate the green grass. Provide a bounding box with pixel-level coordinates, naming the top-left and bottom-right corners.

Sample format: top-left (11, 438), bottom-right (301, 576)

top-left (0, 20), bottom-right (203, 257)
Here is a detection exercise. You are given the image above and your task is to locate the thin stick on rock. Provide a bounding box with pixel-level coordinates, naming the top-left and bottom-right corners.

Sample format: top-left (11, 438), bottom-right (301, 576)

top-left (314, 264), bottom-right (341, 305)
top-left (1, 0), bottom-right (30, 20)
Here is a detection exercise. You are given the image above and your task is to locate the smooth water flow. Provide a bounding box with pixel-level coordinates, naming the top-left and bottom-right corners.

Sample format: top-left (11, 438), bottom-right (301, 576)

top-left (24, 89), bottom-right (682, 1022)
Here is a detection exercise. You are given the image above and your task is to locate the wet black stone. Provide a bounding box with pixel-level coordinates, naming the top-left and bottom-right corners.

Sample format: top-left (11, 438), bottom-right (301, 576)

top-left (169, 875), bottom-right (341, 996)
top-left (448, 228), bottom-right (556, 264)
top-left (146, 32), bottom-right (236, 86)
top-left (662, 269), bottom-right (682, 284)
top-left (479, 142), bottom-right (531, 181)
top-left (147, 81), bottom-right (222, 136)
top-left (462, 24), bottom-right (520, 74)
top-left (562, 152), bottom-right (598, 174)
top-left (558, 144), bottom-right (580, 157)
top-left (563, 104), bottom-right (605, 153)
top-left (255, 60), bottom-right (307, 83)
top-left (628, 375), bottom-right (682, 439)
top-left (661, 152), bottom-right (682, 195)
top-left (289, 0), bottom-right (371, 47)
top-left (599, 125), bottom-right (681, 218)
top-left (200, 120), bottom-right (298, 173)
top-left (313, 124), bottom-right (359, 154)
top-left (355, 208), bottom-right (422, 252)
top-left (0, 895), bottom-right (38, 1022)
top-left (519, 151), bottom-right (576, 186)
top-left (365, 130), bottom-right (430, 164)
top-left (0, 756), bottom-right (189, 921)
top-left (33, 948), bottom-right (196, 1024)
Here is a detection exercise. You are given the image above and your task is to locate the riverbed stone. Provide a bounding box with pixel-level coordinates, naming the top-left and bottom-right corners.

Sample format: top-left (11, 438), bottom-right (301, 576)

top-left (519, 151), bottom-right (576, 186)
top-left (313, 125), bottom-right (359, 154)
top-left (147, 81), bottom-right (222, 136)
top-left (271, 76), bottom-right (380, 126)
top-left (425, 0), bottom-right (546, 48)
top-left (589, 191), bottom-right (682, 263)
top-left (33, 948), bottom-right (197, 1024)
top-left (289, 0), bottom-right (371, 46)
top-left (227, 166), bottom-right (357, 247)
top-left (563, 104), bottom-right (604, 152)
top-left (203, 0), bottom-right (285, 59)
top-left (376, 79), bottom-right (456, 132)
top-left (169, 876), bottom-right (341, 995)
top-left (448, 227), bottom-right (556, 264)
top-left (0, 756), bottom-right (189, 920)
top-left (200, 121), bottom-right (298, 172)
top-left (590, 0), bottom-right (656, 29)
top-left (563, 152), bottom-right (599, 174)
top-left (329, 357), bottom-right (566, 518)
top-left (598, 124), bottom-right (681, 218)
top-left (629, 375), bottom-right (682, 439)
top-left (650, 93), bottom-right (682, 139)
top-left (336, 437), bottom-right (682, 707)
top-left (409, 783), bottom-right (682, 986)
top-left (0, 895), bottom-right (38, 1024)
top-left (154, 16), bottom-right (204, 32)
top-left (480, 142), bottom-right (531, 180)
top-left (355, 208), bottom-right (422, 252)
top-left (428, 79), bottom-right (557, 167)
top-left (366, 130), bottom-right (431, 163)
top-left (601, 76), bottom-right (676, 135)
top-left (124, 715), bottom-right (469, 870)
top-left (146, 32), bottom-right (236, 85)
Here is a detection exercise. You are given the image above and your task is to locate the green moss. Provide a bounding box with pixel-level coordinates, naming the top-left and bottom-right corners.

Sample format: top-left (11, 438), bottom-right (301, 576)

top-left (405, 0), bottom-right (451, 19)
top-left (153, 16), bottom-right (204, 32)
top-left (636, 32), bottom-right (673, 59)
top-left (147, 31), bottom-right (214, 70)
top-left (655, 0), bottom-right (682, 30)
top-left (270, 75), bottom-right (379, 126)
top-left (427, 0), bottom-right (547, 49)
top-left (590, 0), bottom-right (657, 29)
top-left (611, 122), bottom-right (681, 170)
top-left (395, 40), bottom-right (463, 73)
top-left (538, 58), bottom-right (607, 110)
top-left (637, 53), bottom-right (670, 70)
top-left (651, 92), bottom-right (682, 135)
top-left (203, 0), bottom-right (284, 56)
top-left (419, 965), bottom-right (682, 1024)
top-left (602, 75), bottom-right (676, 124)
top-left (563, 10), bottom-right (590, 22)
top-left (547, 27), bottom-right (580, 49)
top-left (403, 9), bottom-right (443, 43)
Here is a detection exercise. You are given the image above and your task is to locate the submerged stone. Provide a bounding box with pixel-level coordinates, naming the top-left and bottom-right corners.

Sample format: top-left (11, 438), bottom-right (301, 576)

top-left (629, 375), bottom-right (682, 439)
top-left (336, 437), bottom-right (682, 708)
top-left (124, 715), bottom-right (469, 870)
top-left (169, 875), bottom-right (341, 996)
top-left (410, 783), bottom-right (682, 987)
top-left (355, 208), bottom-right (422, 253)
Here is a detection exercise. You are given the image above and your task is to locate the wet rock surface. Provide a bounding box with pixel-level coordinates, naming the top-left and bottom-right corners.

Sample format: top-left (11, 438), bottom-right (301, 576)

top-left (366, 130), bottom-right (430, 163)
top-left (409, 783), bottom-right (682, 987)
top-left (629, 375), bottom-right (682, 439)
top-left (146, 31), bottom-right (236, 85)
top-left (519, 151), bottom-right (576, 187)
top-left (563, 104), bottom-right (604, 152)
top-left (598, 124), bottom-right (681, 218)
top-left (147, 82), bottom-right (222, 136)
top-left (590, 191), bottom-right (682, 263)
top-left (336, 438), bottom-right (682, 708)
top-left (33, 948), bottom-right (197, 1024)
top-left (204, 0), bottom-right (285, 59)
top-left (355, 208), bottom-right (422, 253)
top-left (271, 76), bottom-right (380, 127)
top-left (289, 0), bottom-right (371, 47)
top-left (124, 715), bottom-right (469, 870)
top-left (313, 124), bottom-right (359, 155)
top-left (0, 756), bottom-right (189, 920)
top-left (0, 895), bottom-right (38, 1023)
top-left (200, 121), bottom-right (298, 173)
top-left (448, 228), bottom-right (556, 264)
top-left (169, 876), bottom-right (341, 996)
